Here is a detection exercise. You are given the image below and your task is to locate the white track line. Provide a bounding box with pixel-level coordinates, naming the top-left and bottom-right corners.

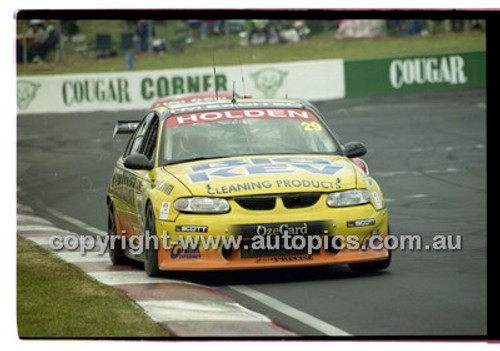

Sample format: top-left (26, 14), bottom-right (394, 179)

top-left (17, 224), bottom-right (65, 232)
top-left (87, 271), bottom-right (202, 287)
top-left (46, 207), bottom-right (107, 237)
top-left (137, 300), bottom-right (271, 322)
top-left (41, 206), bottom-right (350, 335)
top-left (25, 236), bottom-right (52, 246)
top-left (17, 214), bottom-right (53, 225)
top-left (230, 285), bottom-right (351, 336)
top-left (55, 251), bottom-right (110, 263)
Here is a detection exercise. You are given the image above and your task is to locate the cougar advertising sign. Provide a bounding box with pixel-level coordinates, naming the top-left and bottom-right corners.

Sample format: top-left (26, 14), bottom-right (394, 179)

top-left (344, 51), bottom-right (485, 97)
top-left (17, 59), bottom-right (345, 114)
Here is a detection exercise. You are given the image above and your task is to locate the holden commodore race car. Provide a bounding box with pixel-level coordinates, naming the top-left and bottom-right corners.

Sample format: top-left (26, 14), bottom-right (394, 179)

top-left (107, 97), bottom-right (390, 276)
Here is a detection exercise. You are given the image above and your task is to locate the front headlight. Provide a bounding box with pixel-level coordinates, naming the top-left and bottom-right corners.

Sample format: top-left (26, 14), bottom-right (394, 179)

top-left (174, 197), bottom-right (230, 213)
top-left (327, 189), bottom-right (371, 207)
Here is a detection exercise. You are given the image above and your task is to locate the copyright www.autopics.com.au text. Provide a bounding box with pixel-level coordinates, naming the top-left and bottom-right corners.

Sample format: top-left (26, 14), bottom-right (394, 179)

top-left (46, 231), bottom-right (462, 256)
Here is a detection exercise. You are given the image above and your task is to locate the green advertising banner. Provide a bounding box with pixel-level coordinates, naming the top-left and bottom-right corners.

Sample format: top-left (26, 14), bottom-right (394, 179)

top-left (345, 51), bottom-right (485, 97)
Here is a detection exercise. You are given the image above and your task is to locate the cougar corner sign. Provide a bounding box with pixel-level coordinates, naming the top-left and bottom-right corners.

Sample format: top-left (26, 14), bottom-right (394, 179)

top-left (16, 51), bottom-right (484, 114)
top-left (16, 59), bottom-right (345, 114)
top-left (250, 68), bottom-right (288, 98)
top-left (17, 80), bottom-right (41, 111)
top-left (344, 51), bottom-right (485, 97)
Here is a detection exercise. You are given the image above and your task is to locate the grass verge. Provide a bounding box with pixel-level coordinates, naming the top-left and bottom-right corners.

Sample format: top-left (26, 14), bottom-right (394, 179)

top-left (17, 236), bottom-right (169, 338)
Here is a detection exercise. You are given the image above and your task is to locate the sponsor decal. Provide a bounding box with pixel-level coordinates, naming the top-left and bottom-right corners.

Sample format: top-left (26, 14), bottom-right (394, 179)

top-left (235, 221), bottom-right (326, 238)
top-left (110, 169), bottom-right (137, 204)
top-left (206, 178), bottom-right (341, 195)
top-left (257, 255), bottom-right (312, 263)
top-left (166, 108), bottom-right (316, 127)
top-left (334, 177), bottom-right (342, 189)
top-left (159, 202), bottom-right (171, 220)
top-left (372, 191), bottom-right (382, 210)
top-left (188, 157), bottom-right (344, 183)
top-left (175, 225), bottom-right (208, 233)
top-left (157, 181), bottom-right (175, 195)
top-left (169, 101), bottom-right (303, 115)
top-left (389, 55), bottom-right (467, 89)
top-left (170, 244), bottom-right (201, 259)
top-left (256, 223), bottom-right (309, 236)
top-left (17, 80), bottom-right (41, 110)
top-left (250, 68), bottom-right (288, 98)
top-left (346, 218), bottom-right (376, 228)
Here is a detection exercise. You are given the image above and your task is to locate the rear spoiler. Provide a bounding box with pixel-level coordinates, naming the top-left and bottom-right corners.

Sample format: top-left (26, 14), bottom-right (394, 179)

top-left (113, 120), bottom-right (141, 138)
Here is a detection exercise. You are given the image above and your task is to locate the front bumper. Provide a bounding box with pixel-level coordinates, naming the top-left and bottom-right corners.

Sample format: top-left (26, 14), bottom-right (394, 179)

top-left (155, 201), bottom-right (389, 271)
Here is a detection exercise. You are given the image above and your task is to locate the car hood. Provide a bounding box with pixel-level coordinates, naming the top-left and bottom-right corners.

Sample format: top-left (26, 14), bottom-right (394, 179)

top-left (163, 155), bottom-right (357, 197)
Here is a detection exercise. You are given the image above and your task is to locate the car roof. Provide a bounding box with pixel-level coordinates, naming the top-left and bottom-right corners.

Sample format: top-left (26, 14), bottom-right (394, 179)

top-left (153, 97), bottom-right (311, 119)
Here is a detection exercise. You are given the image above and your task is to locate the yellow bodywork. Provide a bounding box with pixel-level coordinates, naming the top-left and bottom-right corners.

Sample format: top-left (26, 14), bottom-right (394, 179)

top-left (108, 153), bottom-right (389, 271)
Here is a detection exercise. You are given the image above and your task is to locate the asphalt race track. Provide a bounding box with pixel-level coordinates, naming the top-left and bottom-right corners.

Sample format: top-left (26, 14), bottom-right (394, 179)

top-left (17, 89), bottom-right (487, 336)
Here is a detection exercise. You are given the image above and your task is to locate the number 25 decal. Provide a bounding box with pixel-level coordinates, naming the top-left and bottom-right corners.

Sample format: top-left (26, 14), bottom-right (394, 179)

top-left (301, 122), bottom-right (322, 131)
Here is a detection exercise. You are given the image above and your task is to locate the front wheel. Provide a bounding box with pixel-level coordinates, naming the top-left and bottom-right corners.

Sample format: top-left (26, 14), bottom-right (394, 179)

top-left (144, 204), bottom-right (160, 277)
top-left (108, 203), bottom-right (127, 265)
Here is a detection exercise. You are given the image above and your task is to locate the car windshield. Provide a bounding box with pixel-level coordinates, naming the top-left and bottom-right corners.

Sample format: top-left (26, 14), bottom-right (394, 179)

top-left (160, 108), bottom-right (339, 164)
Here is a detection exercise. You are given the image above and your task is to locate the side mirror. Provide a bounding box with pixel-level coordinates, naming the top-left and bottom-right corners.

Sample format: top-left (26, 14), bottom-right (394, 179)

top-left (123, 154), bottom-right (153, 170)
top-left (344, 141), bottom-right (367, 158)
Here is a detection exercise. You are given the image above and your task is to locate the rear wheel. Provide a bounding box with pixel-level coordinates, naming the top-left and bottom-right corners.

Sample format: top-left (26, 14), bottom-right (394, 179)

top-left (144, 204), bottom-right (160, 277)
top-left (107, 203), bottom-right (127, 265)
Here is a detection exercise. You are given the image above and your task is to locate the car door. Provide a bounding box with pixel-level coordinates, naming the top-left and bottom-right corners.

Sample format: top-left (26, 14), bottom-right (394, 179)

top-left (131, 113), bottom-right (160, 234)
top-left (113, 112), bottom-right (158, 239)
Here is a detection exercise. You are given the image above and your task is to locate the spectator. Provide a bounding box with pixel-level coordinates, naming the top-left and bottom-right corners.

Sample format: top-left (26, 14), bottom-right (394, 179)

top-left (401, 20), bottom-right (424, 36)
top-left (248, 20), bottom-right (275, 45)
top-left (136, 20), bottom-right (154, 52)
top-left (27, 19), bottom-right (59, 63)
top-left (61, 20), bottom-right (79, 37)
top-left (452, 19), bottom-right (465, 32)
top-left (386, 20), bottom-right (404, 35)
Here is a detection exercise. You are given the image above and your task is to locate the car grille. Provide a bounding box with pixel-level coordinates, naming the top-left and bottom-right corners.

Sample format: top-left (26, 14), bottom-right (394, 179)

top-left (234, 196), bottom-right (276, 210)
top-left (282, 193), bottom-right (321, 208)
top-left (234, 193), bottom-right (321, 210)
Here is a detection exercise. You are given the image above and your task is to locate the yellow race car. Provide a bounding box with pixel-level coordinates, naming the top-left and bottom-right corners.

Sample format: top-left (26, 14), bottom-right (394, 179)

top-left (107, 98), bottom-right (390, 276)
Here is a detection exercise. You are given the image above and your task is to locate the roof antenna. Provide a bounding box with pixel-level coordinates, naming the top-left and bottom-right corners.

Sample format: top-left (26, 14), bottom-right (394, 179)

top-left (285, 76), bottom-right (289, 99)
top-left (212, 52), bottom-right (219, 100)
top-left (237, 48), bottom-right (247, 98)
top-left (231, 80), bottom-right (237, 103)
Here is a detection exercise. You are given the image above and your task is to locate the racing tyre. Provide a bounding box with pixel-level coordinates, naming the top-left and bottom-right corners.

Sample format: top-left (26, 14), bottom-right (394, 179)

top-left (144, 204), bottom-right (160, 277)
top-left (108, 203), bottom-right (127, 265)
